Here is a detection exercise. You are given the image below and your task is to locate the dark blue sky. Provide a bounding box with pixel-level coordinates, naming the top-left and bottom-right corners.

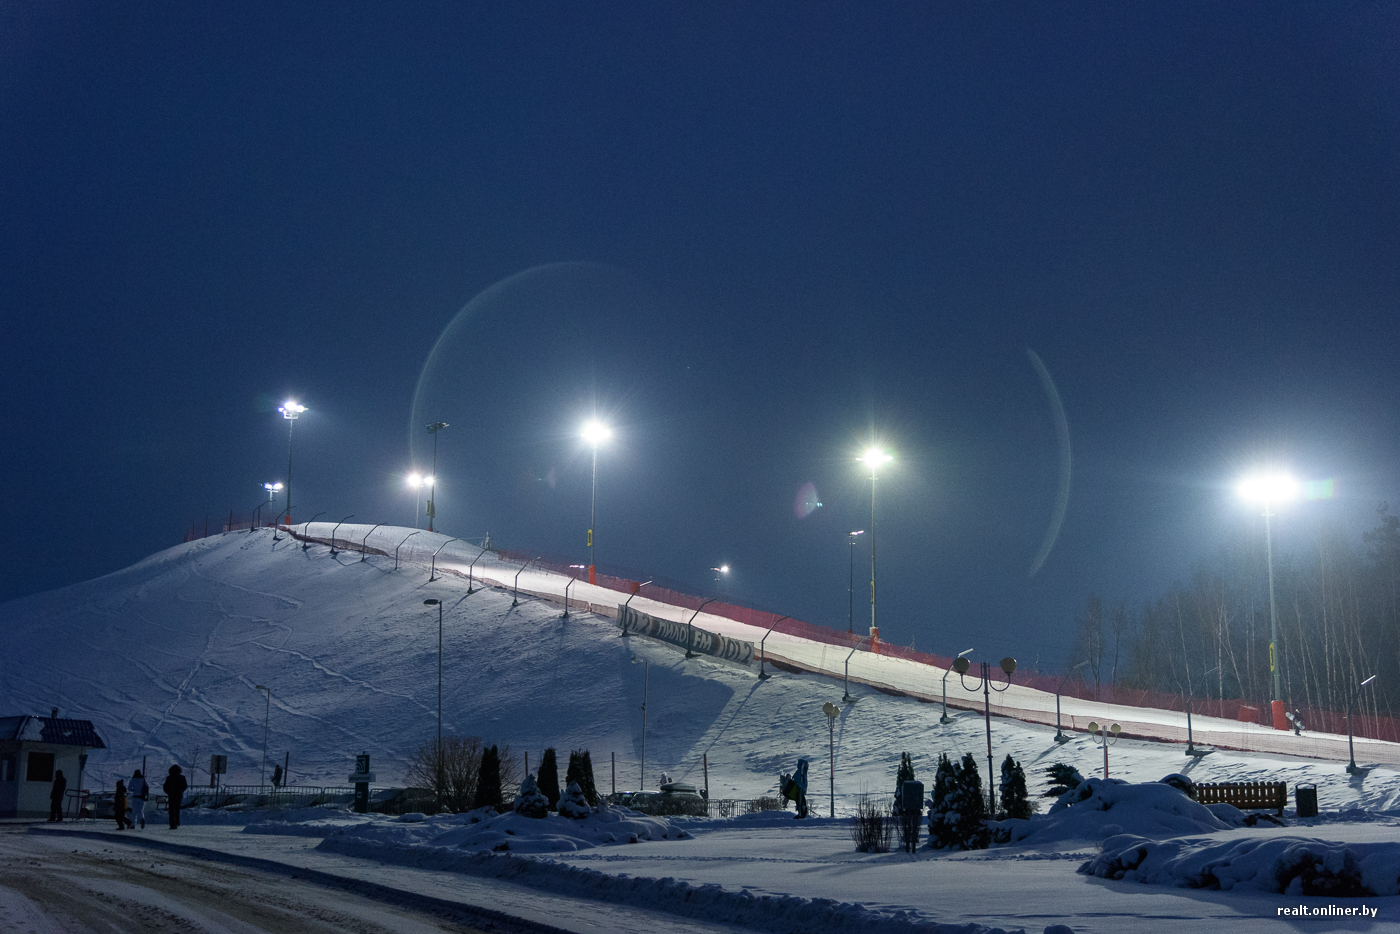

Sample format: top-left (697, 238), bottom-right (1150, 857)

top-left (3, 2), bottom-right (1398, 667)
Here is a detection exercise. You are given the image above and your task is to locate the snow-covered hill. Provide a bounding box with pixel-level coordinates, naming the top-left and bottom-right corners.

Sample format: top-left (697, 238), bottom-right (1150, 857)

top-left (4, 527), bottom-right (1399, 813)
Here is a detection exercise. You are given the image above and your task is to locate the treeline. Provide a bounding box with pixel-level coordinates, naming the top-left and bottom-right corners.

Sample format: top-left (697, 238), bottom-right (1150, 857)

top-left (1072, 504), bottom-right (1400, 720)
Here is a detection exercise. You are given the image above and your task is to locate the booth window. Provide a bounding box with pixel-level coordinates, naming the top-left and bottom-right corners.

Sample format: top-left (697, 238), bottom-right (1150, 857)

top-left (26, 752), bottom-right (54, 783)
top-left (0, 754), bottom-right (15, 781)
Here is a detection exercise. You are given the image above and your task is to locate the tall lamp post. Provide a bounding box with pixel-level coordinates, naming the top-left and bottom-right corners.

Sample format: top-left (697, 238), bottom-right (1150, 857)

top-left (1237, 472), bottom-right (1299, 730)
top-left (955, 655), bottom-right (1016, 812)
top-left (425, 422), bottom-right (448, 532)
top-left (264, 483), bottom-right (283, 539)
top-left (1053, 660), bottom-right (1090, 743)
top-left (847, 530), bottom-right (865, 633)
top-left (423, 599), bottom-right (444, 808)
top-left (407, 473), bottom-right (433, 529)
top-left (1088, 720), bottom-right (1122, 779)
top-left (632, 656), bottom-right (649, 789)
top-left (822, 702), bottom-right (840, 818)
top-left (1347, 674), bottom-right (1377, 775)
top-left (255, 684), bottom-right (271, 786)
top-left (278, 401), bottom-right (305, 525)
top-left (582, 420), bottom-right (612, 586)
top-left (859, 449), bottom-right (893, 639)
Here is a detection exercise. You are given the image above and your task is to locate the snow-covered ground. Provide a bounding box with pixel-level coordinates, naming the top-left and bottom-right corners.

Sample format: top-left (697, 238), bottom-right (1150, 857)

top-left (9, 529), bottom-right (1400, 932)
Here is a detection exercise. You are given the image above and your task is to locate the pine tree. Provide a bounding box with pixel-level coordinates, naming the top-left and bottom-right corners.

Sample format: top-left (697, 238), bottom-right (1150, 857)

top-left (893, 752), bottom-right (915, 812)
top-left (538, 747), bottom-right (561, 809)
top-left (1043, 762), bottom-right (1084, 798)
top-left (999, 754), bottom-right (1032, 820)
top-left (579, 750), bottom-right (599, 805)
top-left (472, 745), bottom-right (504, 811)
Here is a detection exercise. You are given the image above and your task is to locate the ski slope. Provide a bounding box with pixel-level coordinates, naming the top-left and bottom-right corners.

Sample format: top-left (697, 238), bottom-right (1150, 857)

top-left (4, 525), bottom-right (1400, 814)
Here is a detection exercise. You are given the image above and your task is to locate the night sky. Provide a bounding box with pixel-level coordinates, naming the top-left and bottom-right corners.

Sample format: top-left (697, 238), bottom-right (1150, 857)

top-left (4, 3), bottom-right (1398, 668)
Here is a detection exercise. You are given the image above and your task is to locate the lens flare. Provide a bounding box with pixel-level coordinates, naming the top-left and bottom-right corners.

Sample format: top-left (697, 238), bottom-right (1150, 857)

top-left (794, 482), bottom-right (822, 519)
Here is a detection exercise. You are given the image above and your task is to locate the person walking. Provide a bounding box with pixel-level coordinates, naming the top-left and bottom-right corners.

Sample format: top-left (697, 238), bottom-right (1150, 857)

top-left (271, 764), bottom-right (283, 790)
top-left (129, 769), bottom-right (148, 829)
top-left (48, 769), bottom-right (66, 822)
top-left (113, 779), bottom-right (132, 829)
top-left (163, 765), bottom-right (188, 829)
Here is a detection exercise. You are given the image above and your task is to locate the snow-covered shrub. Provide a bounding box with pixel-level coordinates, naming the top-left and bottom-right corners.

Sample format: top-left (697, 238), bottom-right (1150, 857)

top-left (850, 794), bottom-right (893, 853)
top-left (538, 748), bottom-right (561, 810)
top-left (999, 755), bottom-right (1032, 820)
top-left (1043, 762), bottom-right (1084, 799)
top-left (1158, 773), bottom-right (1195, 798)
top-left (513, 774), bottom-right (549, 818)
top-left (928, 753), bottom-right (988, 850)
top-left (557, 781), bottom-right (593, 819)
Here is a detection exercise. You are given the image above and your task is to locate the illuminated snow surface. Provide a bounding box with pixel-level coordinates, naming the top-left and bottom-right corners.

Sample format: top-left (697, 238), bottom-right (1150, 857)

top-left (6, 528), bottom-right (1400, 933)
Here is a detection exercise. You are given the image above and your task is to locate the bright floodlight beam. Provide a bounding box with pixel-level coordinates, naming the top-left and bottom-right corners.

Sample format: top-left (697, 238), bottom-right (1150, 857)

top-left (582, 420), bottom-right (612, 584)
top-left (425, 423), bottom-right (449, 532)
top-left (859, 447), bottom-right (894, 640)
top-left (1237, 470), bottom-right (1299, 720)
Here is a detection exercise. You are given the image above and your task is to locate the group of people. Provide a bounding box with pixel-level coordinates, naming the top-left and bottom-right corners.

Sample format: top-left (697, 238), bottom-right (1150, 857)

top-left (50, 764), bottom-right (189, 829)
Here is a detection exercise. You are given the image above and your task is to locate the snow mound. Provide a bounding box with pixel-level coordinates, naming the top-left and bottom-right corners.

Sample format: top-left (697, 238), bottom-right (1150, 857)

top-left (322, 803), bottom-right (687, 854)
top-left (996, 778), bottom-right (1229, 846)
top-left (1082, 834), bottom-right (1400, 896)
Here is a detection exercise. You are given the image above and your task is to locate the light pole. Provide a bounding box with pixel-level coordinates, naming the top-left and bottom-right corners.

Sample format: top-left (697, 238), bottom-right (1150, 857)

top-left (1088, 719), bottom-right (1122, 779)
top-left (278, 401), bottom-right (305, 525)
top-left (329, 514), bottom-right (354, 556)
top-left (1054, 660), bottom-right (1090, 743)
top-left (847, 530), bottom-right (865, 633)
top-left (1347, 675), bottom-right (1377, 775)
top-left (822, 701), bottom-right (840, 818)
top-left (429, 537), bottom-right (461, 582)
top-left (955, 655), bottom-right (1017, 812)
top-left (255, 684), bottom-right (271, 787)
top-left (360, 523), bottom-right (384, 562)
top-left (467, 546), bottom-right (490, 594)
top-left (618, 581), bottom-right (652, 636)
top-left (301, 511), bottom-right (325, 550)
top-left (423, 599), bottom-right (444, 809)
top-left (264, 483), bottom-right (284, 539)
top-left (632, 656), bottom-right (649, 789)
top-left (684, 598), bottom-right (718, 659)
top-left (394, 530), bottom-right (422, 570)
top-left (425, 422), bottom-right (448, 532)
top-left (1237, 472), bottom-right (1299, 729)
top-left (1184, 665), bottom-right (1220, 757)
top-left (582, 420), bottom-right (611, 586)
top-left (941, 647), bottom-right (975, 724)
top-left (757, 616), bottom-right (789, 680)
top-left (407, 473), bottom-right (432, 529)
top-left (711, 564), bottom-right (729, 583)
top-left (513, 555), bottom-right (539, 606)
top-left (860, 449), bottom-right (893, 638)
top-left (562, 564), bottom-right (586, 618)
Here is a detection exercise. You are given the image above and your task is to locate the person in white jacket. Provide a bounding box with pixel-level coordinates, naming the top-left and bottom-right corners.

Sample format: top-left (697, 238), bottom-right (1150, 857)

top-left (128, 769), bottom-right (148, 829)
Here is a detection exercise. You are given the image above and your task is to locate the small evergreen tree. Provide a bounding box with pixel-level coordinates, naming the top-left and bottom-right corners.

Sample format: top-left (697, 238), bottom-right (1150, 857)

top-left (579, 750), bottom-right (599, 805)
top-left (472, 745), bottom-right (504, 811)
top-left (893, 752), bottom-right (915, 811)
top-left (558, 780), bottom-right (592, 819)
top-left (1043, 762), bottom-right (1084, 798)
top-left (999, 754), bottom-right (1032, 819)
top-left (928, 753), bottom-right (988, 850)
top-left (513, 774), bottom-right (549, 818)
top-left (538, 747), bottom-right (561, 809)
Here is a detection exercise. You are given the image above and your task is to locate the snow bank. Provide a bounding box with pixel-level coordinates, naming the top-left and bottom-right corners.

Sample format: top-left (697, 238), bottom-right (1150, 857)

top-left (322, 803), bottom-right (687, 854)
top-left (995, 778), bottom-right (1230, 846)
top-left (315, 831), bottom-right (1028, 934)
top-left (1082, 834), bottom-right (1400, 896)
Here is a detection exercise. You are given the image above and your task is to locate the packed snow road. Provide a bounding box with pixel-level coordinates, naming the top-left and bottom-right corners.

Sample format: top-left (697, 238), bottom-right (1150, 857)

top-left (0, 823), bottom-right (522, 934)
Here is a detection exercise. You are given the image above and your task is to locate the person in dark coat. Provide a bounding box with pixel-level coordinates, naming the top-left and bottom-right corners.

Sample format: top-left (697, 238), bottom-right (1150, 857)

top-left (163, 765), bottom-right (188, 829)
top-left (271, 764), bottom-right (283, 789)
top-left (48, 769), bottom-right (66, 822)
top-left (114, 779), bottom-right (132, 829)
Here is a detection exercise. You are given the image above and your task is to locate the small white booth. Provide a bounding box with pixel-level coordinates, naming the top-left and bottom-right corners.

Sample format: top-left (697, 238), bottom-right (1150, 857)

top-left (0, 714), bottom-right (107, 819)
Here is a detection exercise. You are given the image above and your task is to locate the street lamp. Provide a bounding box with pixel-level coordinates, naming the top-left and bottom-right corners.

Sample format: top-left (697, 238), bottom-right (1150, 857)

top-left (684, 598), bottom-right (718, 659)
top-left (711, 564), bottom-right (729, 582)
top-left (618, 581), bottom-right (652, 636)
top-left (1184, 665), bottom-right (1220, 758)
top-left (254, 684), bottom-right (271, 787)
top-left (425, 422), bottom-right (449, 532)
top-left (512, 555), bottom-right (539, 606)
top-left (1237, 471), bottom-right (1299, 729)
top-left (941, 648), bottom-right (975, 724)
top-left (278, 401), bottom-right (305, 525)
top-left (1053, 660), bottom-right (1090, 743)
top-left (301, 511), bottom-right (325, 550)
top-left (1346, 675), bottom-right (1377, 775)
top-left (423, 599), bottom-right (444, 809)
top-left (847, 531), bottom-right (865, 633)
top-left (582, 420), bottom-right (612, 586)
top-left (822, 702), bottom-right (840, 818)
top-left (632, 656), bottom-right (649, 789)
top-left (956, 655), bottom-right (1016, 813)
top-left (264, 483), bottom-right (284, 539)
top-left (329, 514), bottom-right (354, 556)
top-left (859, 448), bottom-right (893, 639)
top-left (757, 616), bottom-right (790, 680)
top-left (1087, 720), bottom-right (1122, 779)
top-left (563, 564), bottom-right (586, 618)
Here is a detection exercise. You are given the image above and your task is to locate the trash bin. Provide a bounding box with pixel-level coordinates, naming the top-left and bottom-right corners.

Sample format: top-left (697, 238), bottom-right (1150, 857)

top-left (1296, 783), bottom-right (1318, 818)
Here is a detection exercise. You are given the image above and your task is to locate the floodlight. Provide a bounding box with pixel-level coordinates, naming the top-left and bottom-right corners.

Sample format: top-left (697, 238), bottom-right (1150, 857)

top-left (278, 401), bottom-right (305, 419)
top-left (1237, 473), bottom-right (1299, 503)
top-left (860, 448), bottom-right (893, 467)
top-left (582, 420), bottom-right (612, 447)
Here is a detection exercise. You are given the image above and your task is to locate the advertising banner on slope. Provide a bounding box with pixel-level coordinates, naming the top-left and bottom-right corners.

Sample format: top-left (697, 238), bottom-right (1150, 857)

top-left (618, 605), bottom-right (755, 665)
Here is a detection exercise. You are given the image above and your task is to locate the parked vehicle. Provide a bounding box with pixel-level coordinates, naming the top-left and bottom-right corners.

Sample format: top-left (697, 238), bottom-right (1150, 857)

top-left (607, 781), bottom-right (707, 817)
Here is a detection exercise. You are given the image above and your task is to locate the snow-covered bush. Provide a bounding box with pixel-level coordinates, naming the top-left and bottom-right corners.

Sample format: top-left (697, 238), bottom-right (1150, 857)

top-left (513, 774), bottom-right (549, 818)
top-left (557, 781), bottom-right (593, 819)
top-left (1158, 773), bottom-right (1195, 798)
top-left (998, 755), bottom-right (1032, 820)
top-left (927, 753), bottom-right (988, 850)
top-left (1043, 762), bottom-right (1084, 799)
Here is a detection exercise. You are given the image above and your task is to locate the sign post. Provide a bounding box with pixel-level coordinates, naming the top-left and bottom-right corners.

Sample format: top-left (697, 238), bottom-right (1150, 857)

top-left (349, 753), bottom-right (375, 813)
